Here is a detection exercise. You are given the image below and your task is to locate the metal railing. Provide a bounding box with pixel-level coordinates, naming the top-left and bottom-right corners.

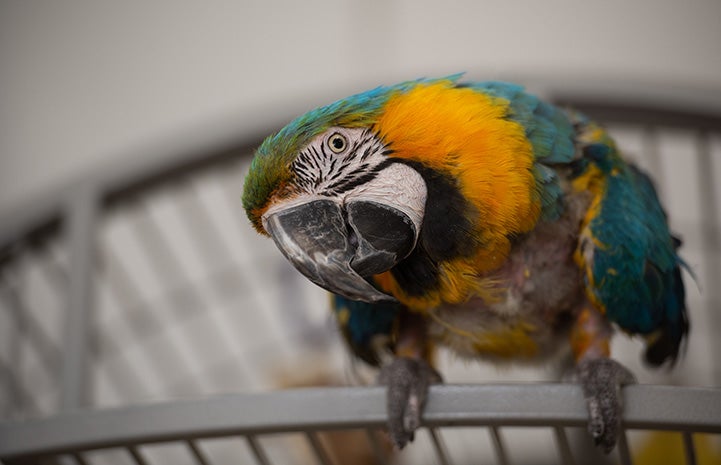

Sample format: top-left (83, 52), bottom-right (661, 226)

top-left (1, 385), bottom-right (720, 465)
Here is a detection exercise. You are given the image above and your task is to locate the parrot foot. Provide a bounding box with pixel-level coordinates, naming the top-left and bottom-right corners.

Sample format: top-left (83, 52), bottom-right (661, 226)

top-left (576, 357), bottom-right (636, 453)
top-left (378, 357), bottom-right (442, 449)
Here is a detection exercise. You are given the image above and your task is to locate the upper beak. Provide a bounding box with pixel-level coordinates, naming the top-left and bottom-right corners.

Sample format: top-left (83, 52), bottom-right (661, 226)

top-left (263, 198), bottom-right (417, 303)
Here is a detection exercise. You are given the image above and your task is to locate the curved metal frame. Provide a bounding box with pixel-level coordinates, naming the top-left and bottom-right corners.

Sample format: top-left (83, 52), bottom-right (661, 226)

top-left (1, 384), bottom-right (720, 464)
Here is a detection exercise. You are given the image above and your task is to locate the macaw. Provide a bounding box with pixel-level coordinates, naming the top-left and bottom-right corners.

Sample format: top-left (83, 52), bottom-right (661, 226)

top-left (242, 76), bottom-right (689, 453)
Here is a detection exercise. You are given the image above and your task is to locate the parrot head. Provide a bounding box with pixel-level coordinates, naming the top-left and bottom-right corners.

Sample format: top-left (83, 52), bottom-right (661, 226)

top-left (243, 76), bottom-right (544, 306)
top-left (242, 82), bottom-right (430, 302)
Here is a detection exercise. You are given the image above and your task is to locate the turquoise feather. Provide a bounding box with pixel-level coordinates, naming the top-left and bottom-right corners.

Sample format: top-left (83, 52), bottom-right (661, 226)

top-left (576, 133), bottom-right (688, 365)
top-left (332, 295), bottom-right (400, 366)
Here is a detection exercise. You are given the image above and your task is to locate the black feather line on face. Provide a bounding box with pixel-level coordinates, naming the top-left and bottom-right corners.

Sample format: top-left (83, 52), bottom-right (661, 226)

top-left (324, 158), bottom-right (396, 196)
top-left (328, 158), bottom-right (338, 178)
top-left (290, 129), bottom-right (392, 196)
top-left (309, 146), bottom-right (321, 169)
top-left (341, 135), bottom-right (365, 164)
top-left (319, 143), bottom-right (330, 161)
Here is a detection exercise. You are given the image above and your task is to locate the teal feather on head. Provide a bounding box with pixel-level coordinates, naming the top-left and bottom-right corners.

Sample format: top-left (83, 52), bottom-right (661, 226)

top-left (261, 74), bottom-right (466, 160)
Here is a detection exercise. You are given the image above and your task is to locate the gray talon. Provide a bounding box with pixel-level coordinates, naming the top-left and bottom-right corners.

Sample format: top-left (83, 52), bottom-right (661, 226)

top-left (577, 358), bottom-right (636, 453)
top-left (379, 357), bottom-right (442, 448)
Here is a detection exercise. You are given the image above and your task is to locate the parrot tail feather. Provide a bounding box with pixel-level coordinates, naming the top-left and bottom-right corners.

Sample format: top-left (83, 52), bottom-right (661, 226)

top-left (643, 266), bottom-right (690, 367)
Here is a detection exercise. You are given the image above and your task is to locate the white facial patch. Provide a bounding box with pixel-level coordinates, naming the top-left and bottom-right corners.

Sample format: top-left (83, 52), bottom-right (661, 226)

top-left (290, 127), bottom-right (390, 196)
top-left (343, 162), bottom-right (427, 236)
top-left (263, 127), bottom-right (427, 236)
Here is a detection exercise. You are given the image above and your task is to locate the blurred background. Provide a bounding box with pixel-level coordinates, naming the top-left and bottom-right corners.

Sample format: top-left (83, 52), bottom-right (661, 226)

top-left (1, 1), bottom-right (720, 464)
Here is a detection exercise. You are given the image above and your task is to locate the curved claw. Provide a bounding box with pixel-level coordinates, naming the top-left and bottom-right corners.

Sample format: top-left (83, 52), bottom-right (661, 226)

top-left (378, 357), bottom-right (442, 449)
top-left (576, 358), bottom-right (636, 453)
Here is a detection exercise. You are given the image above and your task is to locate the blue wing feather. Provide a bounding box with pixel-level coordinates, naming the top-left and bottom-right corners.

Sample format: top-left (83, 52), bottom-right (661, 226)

top-left (581, 140), bottom-right (688, 365)
top-left (331, 294), bottom-right (400, 366)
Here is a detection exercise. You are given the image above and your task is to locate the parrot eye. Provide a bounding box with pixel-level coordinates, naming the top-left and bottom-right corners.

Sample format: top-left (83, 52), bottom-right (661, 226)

top-left (327, 133), bottom-right (348, 153)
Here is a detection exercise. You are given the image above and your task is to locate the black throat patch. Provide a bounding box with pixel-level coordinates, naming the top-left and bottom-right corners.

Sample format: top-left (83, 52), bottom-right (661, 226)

top-left (389, 160), bottom-right (479, 297)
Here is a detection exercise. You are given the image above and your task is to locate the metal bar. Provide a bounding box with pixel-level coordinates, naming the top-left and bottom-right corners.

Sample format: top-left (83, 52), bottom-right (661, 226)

top-left (127, 446), bottom-right (150, 465)
top-left (99, 245), bottom-right (163, 346)
top-left (61, 186), bottom-right (98, 411)
top-left (244, 436), bottom-right (271, 465)
top-left (427, 428), bottom-right (452, 465)
top-left (642, 126), bottom-right (665, 203)
top-left (186, 440), bottom-right (212, 465)
top-left (38, 241), bottom-right (70, 294)
top-left (0, 359), bottom-right (40, 418)
top-left (682, 432), bottom-right (697, 465)
top-left (696, 130), bottom-right (721, 386)
top-left (90, 246), bottom-right (163, 399)
top-left (180, 180), bottom-right (234, 270)
top-left (553, 427), bottom-right (575, 465)
top-left (126, 202), bottom-right (210, 392)
top-left (549, 93), bottom-right (721, 131)
top-left (488, 427), bottom-right (509, 465)
top-left (132, 200), bottom-right (204, 320)
top-left (56, 454), bottom-right (80, 465)
top-left (165, 182), bottom-right (256, 369)
top-left (364, 429), bottom-right (389, 465)
top-left (88, 329), bottom-right (148, 404)
top-left (0, 266), bottom-right (26, 418)
top-left (0, 259), bottom-right (62, 418)
top-left (0, 188), bottom-right (64, 251)
top-left (616, 429), bottom-right (632, 465)
top-left (213, 166), bottom-right (300, 354)
top-left (104, 213), bottom-right (205, 395)
top-left (2, 385), bottom-right (721, 461)
top-left (71, 453), bottom-right (90, 465)
top-left (13, 298), bottom-right (62, 375)
top-left (304, 432), bottom-right (333, 465)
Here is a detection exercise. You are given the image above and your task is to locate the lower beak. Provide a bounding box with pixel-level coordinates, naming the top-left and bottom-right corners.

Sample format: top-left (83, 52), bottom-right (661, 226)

top-left (263, 199), bottom-right (416, 303)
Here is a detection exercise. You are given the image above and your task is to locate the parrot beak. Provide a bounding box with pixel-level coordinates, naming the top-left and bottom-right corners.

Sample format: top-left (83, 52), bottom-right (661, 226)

top-left (263, 198), bottom-right (417, 303)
